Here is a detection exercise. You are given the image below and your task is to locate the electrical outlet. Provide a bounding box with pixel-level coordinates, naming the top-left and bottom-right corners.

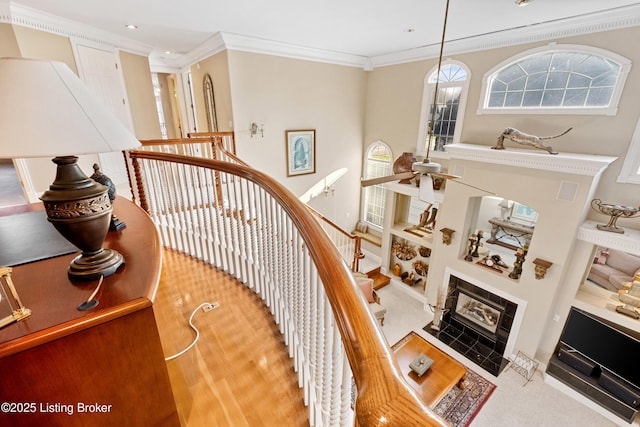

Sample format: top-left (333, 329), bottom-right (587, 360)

top-left (202, 302), bottom-right (220, 313)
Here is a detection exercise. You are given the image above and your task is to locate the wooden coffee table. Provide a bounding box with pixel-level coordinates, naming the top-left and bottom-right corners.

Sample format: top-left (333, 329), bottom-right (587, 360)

top-left (393, 331), bottom-right (467, 408)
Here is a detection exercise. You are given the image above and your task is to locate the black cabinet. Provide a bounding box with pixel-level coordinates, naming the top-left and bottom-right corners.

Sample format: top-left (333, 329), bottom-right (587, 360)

top-left (546, 344), bottom-right (639, 423)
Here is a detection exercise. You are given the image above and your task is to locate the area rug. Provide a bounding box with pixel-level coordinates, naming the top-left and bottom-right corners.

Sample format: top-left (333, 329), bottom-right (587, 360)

top-left (391, 332), bottom-right (496, 427)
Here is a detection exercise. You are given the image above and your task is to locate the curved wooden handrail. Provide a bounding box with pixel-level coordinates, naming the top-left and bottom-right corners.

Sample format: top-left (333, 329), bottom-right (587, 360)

top-left (306, 205), bottom-right (363, 272)
top-left (188, 131), bottom-right (237, 154)
top-left (128, 149), bottom-right (446, 426)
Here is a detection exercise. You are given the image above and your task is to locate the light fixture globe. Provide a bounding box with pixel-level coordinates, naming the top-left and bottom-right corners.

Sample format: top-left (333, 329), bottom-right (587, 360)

top-left (40, 156), bottom-right (124, 280)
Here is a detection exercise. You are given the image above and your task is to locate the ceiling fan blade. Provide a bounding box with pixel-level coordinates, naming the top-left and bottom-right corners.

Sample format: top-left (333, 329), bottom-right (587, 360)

top-left (360, 171), bottom-right (416, 187)
top-left (431, 171), bottom-right (460, 180)
top-left (448, 178), bottom-right (497, 195)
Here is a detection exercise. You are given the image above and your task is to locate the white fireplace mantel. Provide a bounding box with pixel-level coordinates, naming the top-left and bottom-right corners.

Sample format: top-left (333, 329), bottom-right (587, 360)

top-left (446, 143), bottom-right (617, 176)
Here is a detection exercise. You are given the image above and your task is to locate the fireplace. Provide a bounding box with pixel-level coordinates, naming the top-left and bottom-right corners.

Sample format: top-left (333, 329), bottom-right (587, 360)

top-left (426, 272), bottom-right (523, 376)
top-left (453, 290), bottom-right (504, 338)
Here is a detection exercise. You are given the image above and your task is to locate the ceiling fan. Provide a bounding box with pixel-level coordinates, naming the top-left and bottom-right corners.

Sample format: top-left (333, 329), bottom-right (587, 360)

top-left (360, 0), bottom-right (459, 198)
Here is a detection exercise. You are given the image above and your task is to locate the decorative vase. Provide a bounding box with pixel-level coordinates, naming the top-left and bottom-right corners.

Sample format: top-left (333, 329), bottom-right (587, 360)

top-left (591, 199), bottom-right (640, 234)
top-left (393, 263), bottom-right (401, 276)
top-left (40, 156), bottom-right (124, 281)
top-left (393, 152), bottom-right (417, 183)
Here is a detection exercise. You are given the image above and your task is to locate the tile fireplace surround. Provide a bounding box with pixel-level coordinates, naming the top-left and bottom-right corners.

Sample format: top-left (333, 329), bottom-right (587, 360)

top-left (426, 274), bottom-right (518, 376)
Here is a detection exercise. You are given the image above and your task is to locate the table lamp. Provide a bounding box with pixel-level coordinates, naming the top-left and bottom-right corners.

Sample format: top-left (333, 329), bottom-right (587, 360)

top-left (0, 57), bottom-right (140, 281)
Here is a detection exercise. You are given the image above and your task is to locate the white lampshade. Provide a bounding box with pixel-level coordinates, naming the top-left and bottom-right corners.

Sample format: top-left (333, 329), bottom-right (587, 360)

top-left (0, 57), bottom-right (140, 158)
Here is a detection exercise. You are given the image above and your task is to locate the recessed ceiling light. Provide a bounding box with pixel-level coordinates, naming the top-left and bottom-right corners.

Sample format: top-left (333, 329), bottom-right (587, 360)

top-left (515, 0), bottom-right (533, 6)
top-left (125, 24), bottom-right (138, 30)
top-left (164, 51), bottom-right (172, 55)
top-left (404, 28), bottom-right (415, 33)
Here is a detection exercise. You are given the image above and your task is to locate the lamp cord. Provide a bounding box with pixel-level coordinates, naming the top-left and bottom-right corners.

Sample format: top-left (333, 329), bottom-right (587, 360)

top-left (164, 302), bottom-right (214, 361)
top-left (427, 0), bottom-right (451, 160)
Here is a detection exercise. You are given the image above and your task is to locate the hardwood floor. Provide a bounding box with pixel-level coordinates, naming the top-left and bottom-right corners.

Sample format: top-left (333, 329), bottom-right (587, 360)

top-left (154, 249), bottom-right (309, 426)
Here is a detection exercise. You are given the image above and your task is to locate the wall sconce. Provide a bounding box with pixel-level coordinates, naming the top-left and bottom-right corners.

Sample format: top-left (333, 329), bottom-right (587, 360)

top-left (532, 258), bottom-right (552, 279)
top-left (440, 227), bottom-right (455, 245)
top-left (249, 122), bottom-right (264, 138)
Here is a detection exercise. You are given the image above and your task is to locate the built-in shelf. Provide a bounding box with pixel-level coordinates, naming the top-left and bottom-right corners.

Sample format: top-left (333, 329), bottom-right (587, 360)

top-left (390, 222), bottom-right (434, 247)
top-left (575, 283), bottom-right (640, 332)
top-left (575, 220), bottom-right (640, 330)
top-left (577, 220), bottom-right (640, 257)
top-left (381, 180), bottom-right (443, 304)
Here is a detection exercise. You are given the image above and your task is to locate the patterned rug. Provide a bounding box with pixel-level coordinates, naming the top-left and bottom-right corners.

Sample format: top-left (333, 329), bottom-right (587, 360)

top-left (392, 332), bottom-right (496, 427)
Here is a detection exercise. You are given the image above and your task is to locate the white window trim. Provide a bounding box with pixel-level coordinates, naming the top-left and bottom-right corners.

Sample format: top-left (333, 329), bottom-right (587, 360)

top-left (361, 140), bottom-right (393, 232)
top-left (477, 43), bottom-right (631, 116)
top-left (617, 116), bottom-right (640, 185)
top-left (416, 60), bottom-right (471, 158)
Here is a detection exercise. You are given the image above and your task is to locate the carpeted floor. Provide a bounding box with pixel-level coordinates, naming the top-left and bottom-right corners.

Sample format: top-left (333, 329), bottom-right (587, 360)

top-left (392, 333), bottom-right (496, 427)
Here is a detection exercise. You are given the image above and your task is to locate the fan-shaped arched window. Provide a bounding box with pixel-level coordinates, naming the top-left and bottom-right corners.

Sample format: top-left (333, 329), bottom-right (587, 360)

top-left (362, 142), bottom-right (392, 228)
top-left (478, 44), bottom-right (630, 116)
top-left (416, 61), bottom-right (471, 156)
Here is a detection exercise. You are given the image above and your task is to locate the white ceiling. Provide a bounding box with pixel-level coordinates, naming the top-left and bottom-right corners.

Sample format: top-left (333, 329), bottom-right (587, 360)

top-left (7, 0), bottom-right (640, 66)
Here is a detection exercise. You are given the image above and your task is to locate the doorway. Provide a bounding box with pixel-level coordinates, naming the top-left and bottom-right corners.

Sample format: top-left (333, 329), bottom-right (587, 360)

top-left (0, 159), bottom-right (26, 208)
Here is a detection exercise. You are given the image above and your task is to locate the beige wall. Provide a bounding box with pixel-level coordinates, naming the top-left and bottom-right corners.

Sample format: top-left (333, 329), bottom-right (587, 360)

top-left (364, 60), bottom-right (432, 155)
top-left (226, 51), bottom-right (367, 230)
top-left (365, 26), bottom-right (640, 229)
top-left (12, 25), bottom-right (77, 73)
top-left (191, 51), bottom-right (234, 132)
top-left (0, 23), bottom-right (20, 57)
top-left (119, 51), bottom-right (162, 139)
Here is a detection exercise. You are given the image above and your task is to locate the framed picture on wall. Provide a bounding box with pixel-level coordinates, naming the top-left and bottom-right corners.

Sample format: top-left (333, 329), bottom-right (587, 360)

top-left (286, 129), bottom-right (316, 176)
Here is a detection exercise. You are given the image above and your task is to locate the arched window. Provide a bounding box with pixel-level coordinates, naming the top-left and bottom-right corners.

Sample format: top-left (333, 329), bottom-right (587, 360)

top-left (478, 44), bottom-right (630, 116)
top-left (362, 141), bottom-right (392, 228)
top-left (416, 61), bottom-right (471, 157)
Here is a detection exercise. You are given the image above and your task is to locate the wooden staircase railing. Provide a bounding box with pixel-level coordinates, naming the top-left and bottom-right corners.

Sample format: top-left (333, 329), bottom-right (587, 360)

top-left (137, 134), bottom-right (364, 274)
top-left (127, 149), bottom-right (446, 427)
top-left (306, 206), bottom-right (363, 273)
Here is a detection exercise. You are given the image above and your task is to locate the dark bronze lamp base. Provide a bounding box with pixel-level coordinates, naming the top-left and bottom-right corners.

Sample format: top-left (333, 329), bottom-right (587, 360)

top-left (68, 248), bottom-right (124, 281)
top-left (40, 156), bottom-right (126, 282)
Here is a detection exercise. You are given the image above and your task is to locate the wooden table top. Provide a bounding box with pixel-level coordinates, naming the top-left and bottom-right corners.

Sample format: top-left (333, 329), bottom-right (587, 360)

top-left (0, 197), bottom-right (161, 358)
top-left (393, 331), bottom-right (467, 408)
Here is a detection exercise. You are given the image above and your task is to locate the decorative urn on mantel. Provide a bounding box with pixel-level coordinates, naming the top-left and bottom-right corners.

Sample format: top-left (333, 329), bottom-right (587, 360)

top-left (393, 152), bottom-right (417, 184)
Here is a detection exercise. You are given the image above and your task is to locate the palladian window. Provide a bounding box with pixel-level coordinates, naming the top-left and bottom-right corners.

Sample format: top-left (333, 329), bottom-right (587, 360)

top-left (478, 44), bottom-right (630, 116)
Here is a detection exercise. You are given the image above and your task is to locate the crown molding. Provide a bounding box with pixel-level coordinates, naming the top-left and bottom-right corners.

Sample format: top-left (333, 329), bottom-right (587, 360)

top-left (149, 33), bottom-right (227, 73)
top-left (446, 143), bottom-right (617, 177)
top-left (150, 31), bottom-right (369, 72)
top-left (220, 32), bottom-right (368, 68)
top-left (2, 2), bottom-right (640, 71)
top-left (0, 2), bottom-right (152, 56)
top-left (370, 4), bottom-right (640, 68)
